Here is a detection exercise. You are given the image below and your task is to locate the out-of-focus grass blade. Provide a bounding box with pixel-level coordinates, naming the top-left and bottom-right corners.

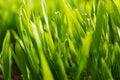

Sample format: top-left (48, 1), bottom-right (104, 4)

top-left (44, 31), bottom-right (54, 53)
top-left (68, 39), bottom-right (78, 65)
top-left (18, 4), bottom-right (54, 80)
top-left (11, 30), bottom-right (29, 80)
top-left (113, 42), bottom-right (120, 65)
top-left (61, 0), bottom-right (85, 37)
top-left (31, 17), bottom-right (54, 80)
top-left (52, 50), bottom-right (68, 80)
top-left (41, 0), bottom-right (54, 51)
top-left (41, 0), bottom-right (49, 29)
top-left (17, 8), bottom-right (41, 80)
top-left (1, 31), bottom-right (11, 80)
top-left (93, 0), bottom-right (105, 50)
top-left (106, 0), bottom-right (120, 28)
top-left (22, 0), bottom-right (31, 20)
top-left (40, 51), bottom-right (54, 80)
top-left (75, 32), bottom-right (92, 80)
top-left (100, 58), bottom-right (113, 80)
top-left (14, 42), bottom-right (28, 80)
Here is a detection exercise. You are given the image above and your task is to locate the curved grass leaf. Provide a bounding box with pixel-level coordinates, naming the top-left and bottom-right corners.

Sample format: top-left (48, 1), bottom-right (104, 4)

top-left (1, 31), bottom-right (11, 80)
top-left (75, 32), bottom-right (92, 80)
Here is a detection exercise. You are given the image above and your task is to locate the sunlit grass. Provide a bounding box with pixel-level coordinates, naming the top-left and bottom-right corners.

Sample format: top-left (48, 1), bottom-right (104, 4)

top-left (0, 0), bottom-right (120, 80)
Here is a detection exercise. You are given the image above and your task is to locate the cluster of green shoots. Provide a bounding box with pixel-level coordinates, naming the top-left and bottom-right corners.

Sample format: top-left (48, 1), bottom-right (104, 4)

top-left (0, 0), bottom-right (120, 80)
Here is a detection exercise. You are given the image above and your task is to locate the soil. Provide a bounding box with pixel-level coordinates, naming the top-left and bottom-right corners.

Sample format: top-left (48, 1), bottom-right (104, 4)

top-left (0, 60), bottom-right (22, 80)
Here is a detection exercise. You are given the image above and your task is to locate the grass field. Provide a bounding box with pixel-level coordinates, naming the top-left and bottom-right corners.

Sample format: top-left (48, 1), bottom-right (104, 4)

top-left (0, 0), bottom-right (120, 80)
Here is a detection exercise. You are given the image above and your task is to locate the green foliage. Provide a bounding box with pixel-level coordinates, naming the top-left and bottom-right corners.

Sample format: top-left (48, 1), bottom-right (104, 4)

top-left (1, 31), bottom-right (12, 80)
top-left (0, 0), bottom-right (120, 80)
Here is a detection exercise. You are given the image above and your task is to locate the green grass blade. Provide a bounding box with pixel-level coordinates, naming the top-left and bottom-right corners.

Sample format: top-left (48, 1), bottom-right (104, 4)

top-left (100, 58), bottom-right (113, 80)
top-left (93, 0), bottom-right (105, 50)
top-left (40, 52), bottom-right (54, 80)
top-left (1, 31), bottom-right (11, 80)
top-left (75, 32), bottom-right (92, 80)
top-left (10, 31), bottom-right (29, 80)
